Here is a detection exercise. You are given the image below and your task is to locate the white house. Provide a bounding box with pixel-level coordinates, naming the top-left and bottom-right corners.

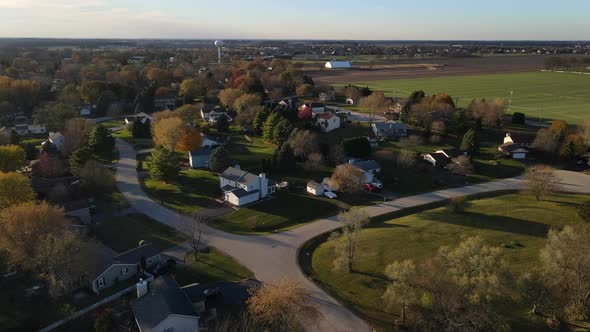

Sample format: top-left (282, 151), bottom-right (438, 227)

top-left (48, 132), bottom-right (64, 150)
top-left (315, 112), bottom-right (341, 132)
top-left (307, 181), bottom-right (325, 197)
top-left (325, 61), bottom-right (352, 69)
top-left (498, 133), bottom-right (528, 159)
top-left (201, 105), bottom-right (230, 124)
top-left (79, 108), bottom-right (91, 117)
top-left (219, 166), bottom-right (276, 206)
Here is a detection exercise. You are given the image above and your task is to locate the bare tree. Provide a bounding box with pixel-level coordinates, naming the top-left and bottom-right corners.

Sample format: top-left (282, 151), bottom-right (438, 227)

top-left (360, 92), bottom-right (391, 126)
top-left (396, 150), bottom-right (416, 168)
top-left (330, 164), bottom-right (365, 193)
top-left (248, 279), bottom-right (322, 331)
top-left (447, 155), bottom-right (473, 176)
top-left (288, 130), bottom-right (319, 160)
top-left (580, 118), bottom-right (590, 150)
top-left (191, 215), bottom-right (206, 263)
top-left (303, 152), bottom-right (324, 171)
top-left (533, 128), bottom-right (559, 154)
top-left (524, 165), bottom-right (561, 201)
top-left (331, 208), bottom-right (370, 272)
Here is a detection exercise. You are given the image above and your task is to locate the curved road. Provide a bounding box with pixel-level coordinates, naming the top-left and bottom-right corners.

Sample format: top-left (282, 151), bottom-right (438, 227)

top-left (115, 138), bottom-right (590, 332)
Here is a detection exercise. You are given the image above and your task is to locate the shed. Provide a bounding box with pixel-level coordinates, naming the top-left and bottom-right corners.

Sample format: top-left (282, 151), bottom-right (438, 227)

top-left (307, 181), bottom-right (325, 197)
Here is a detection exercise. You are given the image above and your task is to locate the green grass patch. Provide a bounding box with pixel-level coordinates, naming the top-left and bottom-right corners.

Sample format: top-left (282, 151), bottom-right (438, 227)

top-left (99, 119), bottom-right (125, 129)
top-left (340, 71), bottom-right (590, 123)
top-left (214, 192), bottom-right (342, 234)
top-left (94, 213), bottom-right (186, 252)
top-left (141, 169), bottom-right (220, 215)
top-left (305, 193), bottom-right (589, 330)
top-left (112, 128), bottom-right (154, 150)
top-left (174, 248), bottom-right (254, 286)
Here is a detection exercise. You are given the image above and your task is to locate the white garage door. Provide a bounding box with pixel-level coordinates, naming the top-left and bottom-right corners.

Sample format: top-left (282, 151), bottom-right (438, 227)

top-left (513, 153), bottom-right (526, 159)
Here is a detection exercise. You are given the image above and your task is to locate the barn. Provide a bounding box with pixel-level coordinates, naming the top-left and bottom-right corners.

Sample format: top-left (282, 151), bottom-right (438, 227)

top-left (325, 61), bottom-right (352, 69)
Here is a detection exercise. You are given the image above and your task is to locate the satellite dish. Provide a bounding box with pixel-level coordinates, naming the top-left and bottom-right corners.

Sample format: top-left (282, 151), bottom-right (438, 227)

top-left (214, 40), bottom-right (224, 48)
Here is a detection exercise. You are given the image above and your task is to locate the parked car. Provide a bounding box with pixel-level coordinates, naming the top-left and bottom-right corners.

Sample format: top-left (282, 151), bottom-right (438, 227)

top-left (371, 179), bottom-right (384, 189)
top-left (204, 287), bottom-right (222, 297)
top-left (324, 191), bottom-right (337, 199)
top-left (336, 111), bottom-right (351, 116)
top-left (153, 259), bottom-right (177, 276)
top-left (363, 183), bottom-right (379, 192)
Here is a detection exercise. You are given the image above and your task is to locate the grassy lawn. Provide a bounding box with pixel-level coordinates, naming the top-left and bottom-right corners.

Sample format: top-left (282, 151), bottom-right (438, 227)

top-left (141, 168), bottom-right (221, 215)
top-left (214, 191), bottom-right (344, 234)
top-left (340, 71), bottom-right (590, 123)
top-left (99, 119), bottom-right (125, 129)
top-left (304, 193), bottom-right (589, 330)
top-left (94, 213), bottom-right (187, 252)
top-left (112, 128), bottom-right (154, 150)
top-left (174, 248), bottom-right (254, 286)
top-left (225, 133), bottom-right (276, 172)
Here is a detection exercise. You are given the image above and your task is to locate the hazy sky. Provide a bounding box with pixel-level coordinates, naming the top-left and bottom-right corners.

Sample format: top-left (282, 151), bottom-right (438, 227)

top-left (0, 0), bottom-right (588, 40)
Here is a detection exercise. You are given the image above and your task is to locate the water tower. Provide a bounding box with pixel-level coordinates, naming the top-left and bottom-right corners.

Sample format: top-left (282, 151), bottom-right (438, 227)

top-left (214, 40), bottom-right (224, 63)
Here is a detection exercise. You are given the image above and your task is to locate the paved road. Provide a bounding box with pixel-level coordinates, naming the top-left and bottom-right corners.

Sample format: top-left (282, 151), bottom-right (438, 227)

top-left (326, 105), bottom-right (387, 123)
top-left (115, 138), bottom-right (590, 332)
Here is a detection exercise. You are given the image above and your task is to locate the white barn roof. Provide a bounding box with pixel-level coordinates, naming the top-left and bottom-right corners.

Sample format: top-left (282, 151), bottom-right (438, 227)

top-left (325, 61), bottom-right (352, 69)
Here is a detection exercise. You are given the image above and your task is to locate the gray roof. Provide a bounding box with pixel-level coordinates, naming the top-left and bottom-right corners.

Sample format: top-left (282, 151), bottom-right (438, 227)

top-left (220, 167), bottom-right (248, 182)
top-left (439, 148), bottom-right (461, 159)
top-left (228, 188), bottom-right (259, 198)
top-left (189, 147), bottom-right (212, 157)
top-left (373, 121), bottom-right (407, 131)
top-left (238, 173), bottom-right (259, 186)
top-left (113, 243), bottom-right (160, 265)
top-left (201, 105), bottom-right (226, 114)
top-left (500, 143), bottom-right (528, 153)
top-left (131, 276), bottom-right (197, 331)
top-left (428, 152), bottom-right (449, 166)
top-left (354, 160), bottom-right (381, 172)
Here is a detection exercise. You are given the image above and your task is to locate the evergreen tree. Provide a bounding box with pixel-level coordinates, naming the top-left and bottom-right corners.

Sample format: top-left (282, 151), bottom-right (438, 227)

top-left (460, 129), bottom-right (479, 154)
top-left (69, 146), bottom-right (94, 175)
top-left (88, 124), bottom-right (115, 158)
top-left (146, 146), bottom-right (180, 182)
top-left (560, 141), bottom-right (576, 160)
top-left (209, 147), bottom-right (233, 173)
top-left (215, 115), bottom-right (230, 132)
top-left (275, 143), bottom-right (296, 171)
top-left (131, 117), bottom-right (144, 138)
top-left (272, 119), bottom-right (293, 144)
top-left (253, 107), bottom-right (270, 135)
top-left (401, 90), bottom-right (425, 122)
top-left (262, 112), bottom-right (281, 141)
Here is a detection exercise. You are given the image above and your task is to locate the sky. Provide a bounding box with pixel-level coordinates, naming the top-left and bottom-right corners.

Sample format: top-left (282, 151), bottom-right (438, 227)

top-left (0, 0), bottom-right (589, 40)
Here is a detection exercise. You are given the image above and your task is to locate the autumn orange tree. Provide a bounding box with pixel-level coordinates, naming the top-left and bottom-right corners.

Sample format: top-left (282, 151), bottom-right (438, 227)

top-left (176, 126), bottom-right (203, 152)
top-left (153, 117), bottom-right (185, 151)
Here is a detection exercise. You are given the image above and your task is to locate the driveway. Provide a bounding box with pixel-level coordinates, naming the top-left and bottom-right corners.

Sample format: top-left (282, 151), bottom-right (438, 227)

top-left (326, 105), bottom-right (387, 123)
top-left (115, 138), bottom-right (590, 332)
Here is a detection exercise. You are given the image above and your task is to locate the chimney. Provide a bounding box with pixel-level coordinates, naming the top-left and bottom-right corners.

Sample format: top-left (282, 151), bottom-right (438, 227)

top-left (259, 173), bottom-right (268, 198)
top-left (234, 164), bottom-right (241, 170)
top-left (137, 279), bottom-right (148, 299)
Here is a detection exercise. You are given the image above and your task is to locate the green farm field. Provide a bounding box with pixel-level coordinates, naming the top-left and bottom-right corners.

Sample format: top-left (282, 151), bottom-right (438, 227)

top-left (346, 71), bottom-right (590, 123)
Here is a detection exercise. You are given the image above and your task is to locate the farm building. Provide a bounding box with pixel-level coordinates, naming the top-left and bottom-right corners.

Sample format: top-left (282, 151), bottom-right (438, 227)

top-left (325, 61), bottom-right (352, 69)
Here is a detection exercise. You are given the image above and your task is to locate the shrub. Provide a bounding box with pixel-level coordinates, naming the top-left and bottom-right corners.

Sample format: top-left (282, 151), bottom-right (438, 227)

top-left (512, 112), bottom-right (526, 124)
top-left (579, 201), bottom-right (590, 222)
top-left (447, 196), bottom-right (468, 213)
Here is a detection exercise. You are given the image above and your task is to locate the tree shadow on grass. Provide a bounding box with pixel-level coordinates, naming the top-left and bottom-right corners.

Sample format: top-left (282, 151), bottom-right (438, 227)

top-left (421, 210), bottom-right (550, 238)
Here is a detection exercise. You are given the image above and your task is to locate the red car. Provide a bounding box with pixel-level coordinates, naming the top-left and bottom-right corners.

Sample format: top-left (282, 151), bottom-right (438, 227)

top-left (363, 183), bottom-right (379, 192)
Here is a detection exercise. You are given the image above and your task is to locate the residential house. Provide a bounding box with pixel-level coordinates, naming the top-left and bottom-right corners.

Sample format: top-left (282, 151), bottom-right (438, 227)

top-left (219, 166), bottom-right (276, 206)
top-left (299, 102), bottom-right (325, 116)
top-left (498, 133), bottom-right (529, 159)
top-left (371, 121), bottom-right (408, 139)
top-left (189, 147), bottom-right (212, 169)
top-left (306, 181), bottom-right (325, 197)
top-left (422, 152), bottom-right (449, 167)
top-left (154, 97), bottom-right (176, 111)
top-left (346, 97), bottom-right (360, 106)
top-left (322, 177), bottom-right (337, 192)
top-left (132, 276), bottom-right (199, 332)
top-left (200, 106), bottom-right (231, 124)
top-left (201, 134), bottom-right (224, 148)
top-left (315, 112), bottom-right (341, 132)
top-left (436, 148), bottom-right (462, 159)
top-left (64, 199), bottom-right (92, 225)
top-left (125, 112), bottom-right (153, 126)
top-left (47, 132), bottom-right (65, 150)
top-left (13, 124), bottom-right (29, 135)
top-left (278, 96), bottom-right (299, 111)
top-left (79, 107), bottom-right (92, 117)
top-left (28, 124), bottom-right (47, 134)
top-left (387, 98), bottom-right (407, 114)
top-left (348, 159), bottom-right (381, 184)
top-left (92, 243), bottom-right (161, 294)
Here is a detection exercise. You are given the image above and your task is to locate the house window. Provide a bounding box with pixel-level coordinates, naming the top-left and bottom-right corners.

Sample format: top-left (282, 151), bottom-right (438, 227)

top-left (121, 267), bottom-right (128, 276)
top-left (98, 277), bottom-right (105, 288)
top-left (147, 259), bottom-right (152, 264)
top-left (164, 327), bottom-right (174, 332)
